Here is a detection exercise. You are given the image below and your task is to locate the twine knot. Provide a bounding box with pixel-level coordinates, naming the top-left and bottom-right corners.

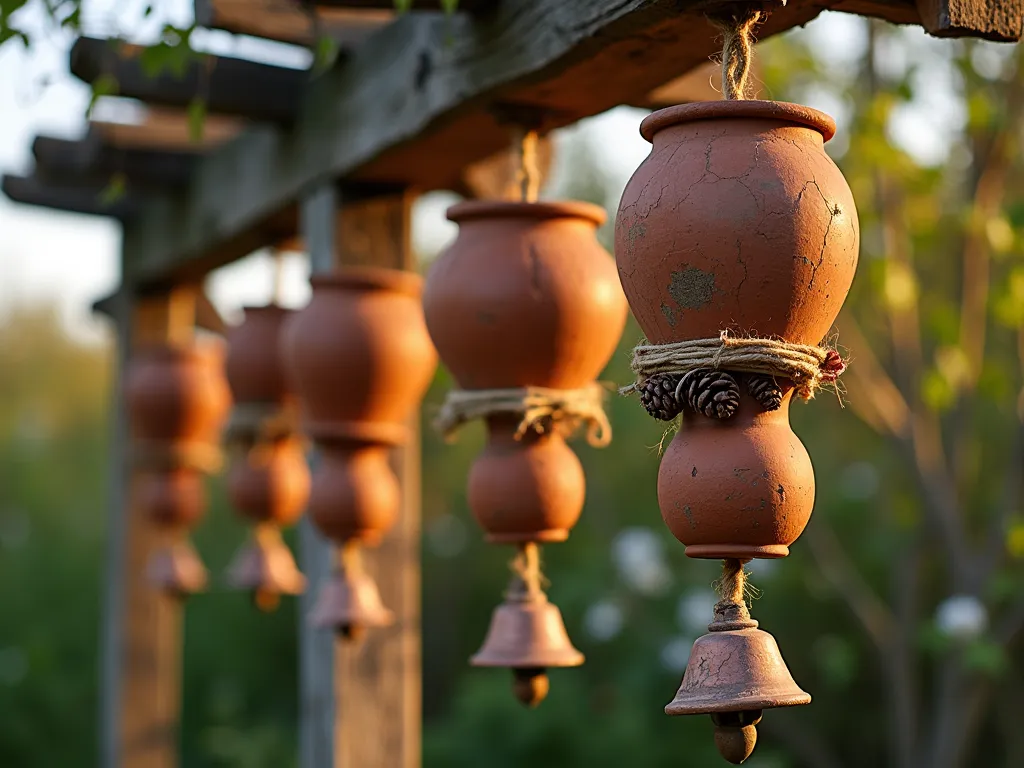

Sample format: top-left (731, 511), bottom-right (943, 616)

top-left (435, 384), bottom-right (612, 446)
top-left (707, 5), bottom-right (767, 101)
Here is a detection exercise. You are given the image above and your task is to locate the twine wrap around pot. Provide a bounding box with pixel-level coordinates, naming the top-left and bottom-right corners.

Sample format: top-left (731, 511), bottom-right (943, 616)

top-left (625, 331), bottom-right (846, 402)
top-left (435, 384), bottom-right (612, 447)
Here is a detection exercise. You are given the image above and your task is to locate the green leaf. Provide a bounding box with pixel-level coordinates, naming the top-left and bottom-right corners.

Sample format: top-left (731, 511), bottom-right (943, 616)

top-left (313, 35), bottom-right (338, 74)
top-left (394, 0), bottom-right (414, 11)
top-left (87, 74), bottom-right (119, 118)
top-left (99, 173), bottom-right (127, 207)
top-left (188, 97), bottom-right (206, 144)
top-left (440, 0), bottom-right (459, 12)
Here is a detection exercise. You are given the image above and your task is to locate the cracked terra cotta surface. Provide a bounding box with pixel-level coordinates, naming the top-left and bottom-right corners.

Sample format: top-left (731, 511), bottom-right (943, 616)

top-left (614, 100), bottom-right (859, 347)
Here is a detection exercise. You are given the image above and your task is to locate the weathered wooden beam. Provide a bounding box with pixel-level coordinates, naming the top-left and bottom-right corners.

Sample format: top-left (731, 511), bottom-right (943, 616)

top-left (316, 0), bottom-right (486, 9)
top-left (916, 0), bottom-right (1023, 39)
top-left (33, 134), bottom-right (197, 188)
top-left (196, 0), bottom-right (392, 46)
top-left (2, 174), bottom-right (141, 219)
top-left (122, 0), bottom-right (1022, 288)
top-left (91, 109), bottom-right (244, 151)
top-left (71, 36), bottom-right (309, 122)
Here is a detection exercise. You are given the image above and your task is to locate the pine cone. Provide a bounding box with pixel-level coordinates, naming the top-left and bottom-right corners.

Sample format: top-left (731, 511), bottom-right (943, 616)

top-left (680, 370), bottom-right (741, 420)
top-left (640, 373), bottom-right (682, 421)
top-left (746, 374), bottom-right (783, 412)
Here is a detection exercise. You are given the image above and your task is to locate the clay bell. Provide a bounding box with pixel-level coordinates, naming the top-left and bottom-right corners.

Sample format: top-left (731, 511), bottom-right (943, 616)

top-left (666, 613), bottom-right (810, 764)
top-left (310, 545), bottom-right (394, 641)
top-left (472, 589), bottom-right (583, 708)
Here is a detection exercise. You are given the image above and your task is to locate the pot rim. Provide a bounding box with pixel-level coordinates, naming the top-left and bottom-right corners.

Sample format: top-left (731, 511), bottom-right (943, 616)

top-left (640, 100), bottom-right (836, 144)
top-left (309, 265), bottom-right (423, 297)
top-left (446, 200), bottom-right (606, 227)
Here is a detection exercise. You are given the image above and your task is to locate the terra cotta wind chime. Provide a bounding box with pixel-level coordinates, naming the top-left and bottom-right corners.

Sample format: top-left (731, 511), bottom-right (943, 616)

top-left (616, 9), bottom-right (858, 764)
top-left (224, 294), bottom-right (310, 611)
top-left (126, 332), bottom-right (231, 595)
top-left (424, 126), bottom-right (628, 706)
top-left (282, 266), bottom-right (436, 638)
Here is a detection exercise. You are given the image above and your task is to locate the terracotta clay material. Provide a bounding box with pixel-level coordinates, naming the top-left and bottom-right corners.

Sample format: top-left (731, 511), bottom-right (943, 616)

top-left (468, 416), bottom-right (585, 543)
top-left (127, 342), bottom-right (232, 446)
top-left (136, 470), bottom-right (207, 529)
top-left (147, 538), bottom-right (208, 595)
top-left (424, 201), bottom-right (628, 390)
top-left (658, 391), bottom-right (814, 559)
top-left (281, 267), bottom-right (437, 440)
top-left (308, 446), bottom-right (399, 546)
top-left (227, 525), bottom-right (306, 608)
top-left (227, 438), bottom-right (310, 528)
top-left (225, 305), bottom-right (293, 406)
top-left (665, 626), bottom-right (810, 716)
top-left (615, 101), bottom-right (859, 347)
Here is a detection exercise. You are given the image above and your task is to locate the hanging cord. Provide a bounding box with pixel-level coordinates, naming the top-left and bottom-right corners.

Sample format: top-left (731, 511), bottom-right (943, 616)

top-left (508, 542), bottom-right (546, 600)
top-left (512, 127), bottom-right (541, 202)
top-left (707, 6), bottom-right (767, 100)
top-left (711, 558), bottom-right (760, 629)
top-left (271, 248), bottom-right (285, 307)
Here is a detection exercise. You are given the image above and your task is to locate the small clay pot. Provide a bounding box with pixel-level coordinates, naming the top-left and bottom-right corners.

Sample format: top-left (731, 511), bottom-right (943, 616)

top-left (658, 391), bottom-right (813, 559)
top-left (136, 470), bottom-right (207, 529)
top-left (424, 201), bottom-right (628, 390)
top-left (308, 446), bottom-right (400, 546)
top-left (126, 341), bottom-right (232, 445)
top-left (227, 438), bottom-right (310, 527)
top-left (225, 305), bottom-right (292, 406)
top-left (468, 417), bottom-right (585, 543)
top-left (281, 267), bottom-right (437, 440)
top-left (615, 101), bottom-right (859, 346)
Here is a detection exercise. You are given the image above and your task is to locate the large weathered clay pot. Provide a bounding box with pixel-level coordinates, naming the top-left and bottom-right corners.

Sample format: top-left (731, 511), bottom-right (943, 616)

top-left (126, 342), bottom-right (232, 445)
top-left (468, 416), bottom-right (584, 543)
top-left (424, 201), bottom-right (627, 390)
top-left (658, 391), bottom-right (813, 559)
top-left (615, 101), bottom-right (859, 347)
top-left (281, 268), bottom-right (437, 439)
top-left (615, 101), bottom-right (859, 560)
top-left (225, 305), bottom-right (292, 406)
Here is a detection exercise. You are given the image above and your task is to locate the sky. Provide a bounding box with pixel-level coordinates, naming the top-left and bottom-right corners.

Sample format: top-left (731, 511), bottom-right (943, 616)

top-left (0, 3), bottom-right (980, 346)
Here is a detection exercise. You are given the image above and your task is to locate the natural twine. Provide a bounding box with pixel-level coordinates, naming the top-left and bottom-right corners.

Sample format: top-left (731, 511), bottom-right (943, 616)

top-left (711, 558), bottom-right (759, 628)
top-left (624, 331), bottom-right (846, 401)
top-left (708, 6), bottom-right (765, 100)
top-left (508, 541), bottom-right (546, 600)
top-left (435, 384), bottom-right (612, 447)
top-left (514, 128), bottom-right (541, 203)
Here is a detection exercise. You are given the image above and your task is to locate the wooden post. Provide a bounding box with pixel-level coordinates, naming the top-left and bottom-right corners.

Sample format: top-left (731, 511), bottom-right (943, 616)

top-left (298, 184), bottom-right (422, 768)
top-left (101, 283), bottom-right (198, 768)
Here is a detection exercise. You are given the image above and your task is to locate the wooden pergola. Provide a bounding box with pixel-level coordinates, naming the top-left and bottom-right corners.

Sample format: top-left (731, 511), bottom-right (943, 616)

top-left (4, 2), bottom-right (1019, 767)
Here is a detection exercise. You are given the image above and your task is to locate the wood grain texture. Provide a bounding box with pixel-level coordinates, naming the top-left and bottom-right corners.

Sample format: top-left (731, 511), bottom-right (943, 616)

top-left (105, 287), bottom-right (198, 768)
top-left (333, 190), bottom-right (420, 768)
top-left (105, 0), bottom-right (1021, 285)
top-left (296, 186), bottom-right (422, 768)
top-left (71, 37), bottom-right (310, 122)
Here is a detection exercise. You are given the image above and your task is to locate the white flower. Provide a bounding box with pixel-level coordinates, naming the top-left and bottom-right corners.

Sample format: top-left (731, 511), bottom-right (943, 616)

top-left (935, 595), bottom-right (988, 641)
top-left (584, 600), bottom-right (624, 642)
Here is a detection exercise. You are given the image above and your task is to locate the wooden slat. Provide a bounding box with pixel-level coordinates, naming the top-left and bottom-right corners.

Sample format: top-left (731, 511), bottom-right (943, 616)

top-left (33, 134), bottom-right (197, 188)
top-left (71, 37), bottom-right (309, 122)
top-left (1, 174), bottom-right (141, 220)
top-left (92, 107), bottom-right (244, 151)
top-left (196, 0), bottom-right (392, 46)
top-left (317, 0), bottom-right (487, 8)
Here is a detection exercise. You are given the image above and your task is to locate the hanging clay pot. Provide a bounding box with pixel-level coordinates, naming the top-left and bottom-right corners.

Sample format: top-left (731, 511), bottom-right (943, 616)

top-left (126, 340), bottom-right (231, 594)
top-left (224, 305), bottom-right (293, 406)
top-left (423, 200), bottom-right (628, 705)
top-left (615, 101), bottom-right (859, 559)
top-left (281, 266), bottom-right (436, 637)
top-left (223, 306), bottom-right (309, 609)
top-left (615, 100), bottom-right (859, 763)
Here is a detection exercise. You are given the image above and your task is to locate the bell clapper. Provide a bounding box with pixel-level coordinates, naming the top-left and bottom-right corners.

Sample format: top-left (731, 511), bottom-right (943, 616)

top-left (711, 710), bottom-right (762, 765)
top-left (512, 666), bottom-right (549, 707)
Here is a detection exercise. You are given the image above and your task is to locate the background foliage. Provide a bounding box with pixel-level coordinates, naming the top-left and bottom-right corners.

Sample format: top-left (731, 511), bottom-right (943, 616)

top-left (1, 13), bottom-right (1024, 768)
